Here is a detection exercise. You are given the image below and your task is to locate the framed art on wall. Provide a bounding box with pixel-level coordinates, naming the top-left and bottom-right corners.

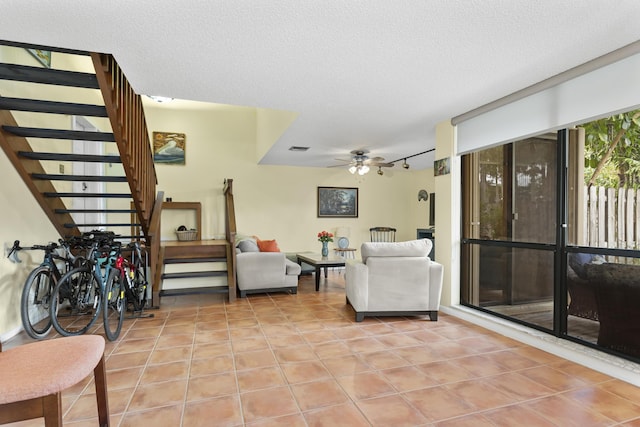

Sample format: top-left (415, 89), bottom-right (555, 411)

top-left (153, 132), bottom-right (186, 164)
top-left (317, 187), bottom-right (358, 218)
top-left (26, 48), bottom-right (51, 68)
top-left (434, 157), bottom-right (450, 176)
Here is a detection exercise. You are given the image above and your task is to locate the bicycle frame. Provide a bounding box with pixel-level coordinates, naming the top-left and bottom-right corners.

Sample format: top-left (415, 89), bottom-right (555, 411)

top-left (112, 242), bottom-right (152, 316)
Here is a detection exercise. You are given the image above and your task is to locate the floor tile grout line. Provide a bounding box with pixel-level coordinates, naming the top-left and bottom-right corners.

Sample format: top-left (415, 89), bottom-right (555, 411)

top-left (226, 296), bottom-right (248, 426)
top-left (12, 272), bottom-right (640, 425)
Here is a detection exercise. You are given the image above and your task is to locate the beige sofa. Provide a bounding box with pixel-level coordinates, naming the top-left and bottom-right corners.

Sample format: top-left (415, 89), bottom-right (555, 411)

top-left (235, 239), bottom-right (301, 297)
top-left (345, 239), bottom-right (443, 322)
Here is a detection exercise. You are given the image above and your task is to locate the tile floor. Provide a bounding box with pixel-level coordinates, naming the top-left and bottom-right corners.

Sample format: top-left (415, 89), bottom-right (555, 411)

top-left (5, 271), bottom-right (640, 426)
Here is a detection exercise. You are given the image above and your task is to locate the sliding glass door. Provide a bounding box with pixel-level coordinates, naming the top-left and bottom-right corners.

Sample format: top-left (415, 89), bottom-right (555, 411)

top-left (462, 111), bottom-right (640, 361)
top-left (462, 135), bottom-right (557, 331)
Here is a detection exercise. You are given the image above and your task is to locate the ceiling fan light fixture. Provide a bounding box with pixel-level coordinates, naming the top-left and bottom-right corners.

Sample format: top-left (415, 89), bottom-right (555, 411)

top-left (349, 165), bottom-right (357, 174)
top-left (359, 165), bottom-right (370, 175)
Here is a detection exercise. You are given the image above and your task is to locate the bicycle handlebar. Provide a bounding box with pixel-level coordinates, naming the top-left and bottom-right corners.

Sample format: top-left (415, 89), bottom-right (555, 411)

top-left (6, 240), bottom-right (60, 258)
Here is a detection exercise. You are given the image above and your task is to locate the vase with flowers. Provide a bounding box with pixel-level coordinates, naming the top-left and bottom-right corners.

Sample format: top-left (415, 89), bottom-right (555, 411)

top-left (317, 230), bottom-right (333, 257)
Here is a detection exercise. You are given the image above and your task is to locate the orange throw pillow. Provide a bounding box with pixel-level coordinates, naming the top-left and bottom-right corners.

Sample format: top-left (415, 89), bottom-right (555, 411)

top-left (257, 239), bottom-right (280, 252)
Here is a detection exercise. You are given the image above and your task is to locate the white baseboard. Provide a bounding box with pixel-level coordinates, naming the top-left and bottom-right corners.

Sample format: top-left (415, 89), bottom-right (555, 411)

top-left (0, 325), bottom-right (24, 345)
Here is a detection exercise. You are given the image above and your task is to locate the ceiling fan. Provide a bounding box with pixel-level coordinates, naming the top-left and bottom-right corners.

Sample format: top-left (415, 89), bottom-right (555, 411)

top-left (331, 150), bottom-right (394, 175)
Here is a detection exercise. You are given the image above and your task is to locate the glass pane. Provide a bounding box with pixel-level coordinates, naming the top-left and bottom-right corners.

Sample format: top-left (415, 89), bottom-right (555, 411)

top-left (476, 146), bottom-right (508, 240)
top-left (513, 137), bottom-right (557, 244)
top-left (568, 111), bottom-right (640, 250)
top-left (567, 253), bottom-right (640, 357)
top-left (462, 243), bottom-right (555, 331)
top-left (467, 136), bottom-right (557, 243)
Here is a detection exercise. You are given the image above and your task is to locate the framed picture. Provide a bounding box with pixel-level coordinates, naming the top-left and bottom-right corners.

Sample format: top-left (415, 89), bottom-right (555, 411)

top-left (317, 187), bottom-right (358, 218)
top-left (153, 132), bottom-right (186, 164)
top-left (26, 49), bottom-right (51, 68)
top-left (434, 157), bottom-right (450, 176)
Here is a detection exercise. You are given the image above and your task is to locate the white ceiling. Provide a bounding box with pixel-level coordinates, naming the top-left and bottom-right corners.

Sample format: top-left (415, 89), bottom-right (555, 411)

top-left (2, 1), bottom-right (640, 170)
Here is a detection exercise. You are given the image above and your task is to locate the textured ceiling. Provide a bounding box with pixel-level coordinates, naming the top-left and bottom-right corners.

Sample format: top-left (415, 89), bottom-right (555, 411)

top-left (2, 1), bottom-right (640, 170)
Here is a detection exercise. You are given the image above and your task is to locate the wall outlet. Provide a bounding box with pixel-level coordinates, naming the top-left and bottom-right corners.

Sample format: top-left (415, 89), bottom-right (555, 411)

top-left (59, 164), bottom-right (64, 174)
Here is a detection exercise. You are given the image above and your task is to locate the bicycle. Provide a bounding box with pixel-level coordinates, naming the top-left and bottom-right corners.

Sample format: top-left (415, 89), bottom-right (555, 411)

top-left (117, 241), bottom-right (153, 317)
top-left (49, 232), bottom-right (124, 340)
top-left (7, 239), bottom-right (82, 339)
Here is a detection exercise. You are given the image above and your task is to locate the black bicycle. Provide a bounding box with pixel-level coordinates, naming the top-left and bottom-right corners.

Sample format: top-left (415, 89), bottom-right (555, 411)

top-left (122, 241), bottom-right (151, 314)
top-left (49, 232), bottom-right (120, 339)
top-left (8, 239), bottom-right (82, 339)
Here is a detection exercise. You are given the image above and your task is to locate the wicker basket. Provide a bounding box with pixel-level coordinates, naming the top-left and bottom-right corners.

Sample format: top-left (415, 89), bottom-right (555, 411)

top-left (176, 229), bottom-right (197, 241)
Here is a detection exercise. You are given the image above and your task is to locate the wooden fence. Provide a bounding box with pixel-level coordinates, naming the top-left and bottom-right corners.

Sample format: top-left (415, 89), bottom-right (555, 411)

top-left (584, 186), bottom-right (640, 250)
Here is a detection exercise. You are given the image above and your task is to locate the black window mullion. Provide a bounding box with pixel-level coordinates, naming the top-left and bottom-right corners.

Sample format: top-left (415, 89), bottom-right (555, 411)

top-left (555, 129), bottom-right (569, 336)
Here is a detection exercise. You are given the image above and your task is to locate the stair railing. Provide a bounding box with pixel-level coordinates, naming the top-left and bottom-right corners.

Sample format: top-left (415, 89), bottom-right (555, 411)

top-left (91, 53), bottom-right (157, 238)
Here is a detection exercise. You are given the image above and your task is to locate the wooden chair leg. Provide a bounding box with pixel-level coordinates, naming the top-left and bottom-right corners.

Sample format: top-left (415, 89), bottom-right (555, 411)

top-left (42, 393), bottom-right (62, 427)
top-left (93, 354), bottom-right (110, 427)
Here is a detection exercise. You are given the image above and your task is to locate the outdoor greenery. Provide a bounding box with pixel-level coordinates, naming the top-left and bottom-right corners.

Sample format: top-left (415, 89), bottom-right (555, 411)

top-left (581, 108), bottom-right (640, 189)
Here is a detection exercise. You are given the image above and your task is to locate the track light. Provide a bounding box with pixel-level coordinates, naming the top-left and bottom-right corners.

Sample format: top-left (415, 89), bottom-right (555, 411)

top-left (402, 159), bottom-right (410, 169)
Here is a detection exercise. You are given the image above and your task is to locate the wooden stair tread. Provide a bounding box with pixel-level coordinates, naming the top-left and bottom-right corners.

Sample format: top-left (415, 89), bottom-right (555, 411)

top-left (19, 152), bottom-right (121, 163)
top-left (0, 96), bottom-right (107, 117)
top-left (2, 126), bottom-right (115, 141)
top-left (162, 239), bottom-right (229, 259)
top-left (0, 63), bottom-right (99, 88)
top-left (161, 271), bottom-right (227, 279)
top-left (160, 286), bottom-right (230, 297)
top-left (163, 257), bottom-right (227, 264)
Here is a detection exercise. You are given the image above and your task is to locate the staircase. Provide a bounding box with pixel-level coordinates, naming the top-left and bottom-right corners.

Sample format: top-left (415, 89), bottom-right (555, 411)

top-left (0, 40), bottom-right (161, 288)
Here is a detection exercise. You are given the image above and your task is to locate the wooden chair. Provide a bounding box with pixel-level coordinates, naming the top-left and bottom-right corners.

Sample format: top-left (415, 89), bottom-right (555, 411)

top-left (0, 335), bottom-right (110, 427)
top-left (369, 227), bottom-right (396, 242)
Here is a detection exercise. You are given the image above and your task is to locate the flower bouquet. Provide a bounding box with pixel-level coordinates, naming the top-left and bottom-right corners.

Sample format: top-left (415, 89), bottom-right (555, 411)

top-left (317, 231), bottom-right (334, 243)
top-left (317, 231), bottom-right (333, 257)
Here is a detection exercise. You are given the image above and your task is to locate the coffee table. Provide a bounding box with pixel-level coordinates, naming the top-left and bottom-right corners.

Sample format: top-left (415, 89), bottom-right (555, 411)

top-left (296, 253), bottom-right (346, 291)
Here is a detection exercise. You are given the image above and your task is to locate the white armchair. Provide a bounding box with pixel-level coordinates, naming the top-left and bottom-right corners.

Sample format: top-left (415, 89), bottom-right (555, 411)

top-left (345, 239), bottom-right (443, 322)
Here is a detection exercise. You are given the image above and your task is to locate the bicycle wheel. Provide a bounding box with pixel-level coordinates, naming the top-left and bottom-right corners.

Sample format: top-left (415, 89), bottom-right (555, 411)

top-left (103, 268), bottom-right (125, 341)
top-left (20, 265), bottom-right (54, 339)
top-left (128, 264), bottom-right (148, 312)
top-left (50, 266), bottom-right (102, 336)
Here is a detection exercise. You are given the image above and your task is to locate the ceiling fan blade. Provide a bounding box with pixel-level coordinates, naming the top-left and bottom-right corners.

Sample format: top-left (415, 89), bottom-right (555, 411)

top-left (372, 162), bottom-right (394, 168)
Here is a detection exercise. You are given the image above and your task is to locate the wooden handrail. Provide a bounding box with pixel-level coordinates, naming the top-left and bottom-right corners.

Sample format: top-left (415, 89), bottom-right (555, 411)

top-left (223, 179), bottom-right (237, 298)
top-left (147, 191), bottom-right (164, 305)
top-left (91, 53), bottom-right (157, 238)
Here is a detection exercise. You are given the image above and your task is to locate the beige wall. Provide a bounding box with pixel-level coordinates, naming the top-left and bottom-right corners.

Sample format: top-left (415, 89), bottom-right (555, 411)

top-left (145, 101), bottom-right (435, 251)
top-left (0, 49), bottom-right (435, 339)
top-left (434, 120), bottom-right (459, 306)
top-left (0, 46), bottom-right (104, 341)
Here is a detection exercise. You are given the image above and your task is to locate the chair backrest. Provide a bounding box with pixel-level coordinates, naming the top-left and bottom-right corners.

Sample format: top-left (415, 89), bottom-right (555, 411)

top-left (370, 227), bottom-right (396, 242)
top-left (361, 239), bottom-right (432, 263)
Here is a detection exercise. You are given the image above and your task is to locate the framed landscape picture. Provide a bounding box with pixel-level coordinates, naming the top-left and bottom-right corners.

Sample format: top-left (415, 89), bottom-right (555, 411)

top-left (153, 132), bottom-right (186, 164)
top-left (317, 187), bottom-right (358, 218)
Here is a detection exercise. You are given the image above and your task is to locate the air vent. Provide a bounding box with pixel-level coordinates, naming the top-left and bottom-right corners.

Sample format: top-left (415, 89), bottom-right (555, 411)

top-left (288, 146), bottom-right (310, 152)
